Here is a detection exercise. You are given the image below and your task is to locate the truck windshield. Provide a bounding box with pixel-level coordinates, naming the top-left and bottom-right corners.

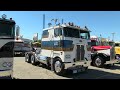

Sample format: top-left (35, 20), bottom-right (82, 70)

top-left (0, 23), bottom-right (15, 38)
top-left (91, 40), bottom-right (99, 46)
top-left (15, 42), bottom-right (24, 46)
top-left (109, 42), bottom-right (114, 46)
top-left (80, 30), bottom-right (90, 39)
top-left (63, 27), bottom-right (80, 38)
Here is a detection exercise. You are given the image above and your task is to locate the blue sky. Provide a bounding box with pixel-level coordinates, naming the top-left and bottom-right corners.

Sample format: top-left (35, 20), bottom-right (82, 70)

top-left (1, 11), bottom-right (120, 41)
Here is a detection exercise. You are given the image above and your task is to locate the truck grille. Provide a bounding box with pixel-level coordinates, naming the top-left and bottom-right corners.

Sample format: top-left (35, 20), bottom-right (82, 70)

top-left (76, 45), bottom-right (84, 61)
top-left (110, 46), bottom-right (115, 60)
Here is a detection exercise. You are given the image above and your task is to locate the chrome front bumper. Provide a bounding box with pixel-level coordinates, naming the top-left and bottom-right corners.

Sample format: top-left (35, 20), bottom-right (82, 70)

top-left (105, 59), bottom-right (120, 64)
top-left (64, 61), bottom-right (91, 70)
top-left (0, 70), bottom-right (12, 79)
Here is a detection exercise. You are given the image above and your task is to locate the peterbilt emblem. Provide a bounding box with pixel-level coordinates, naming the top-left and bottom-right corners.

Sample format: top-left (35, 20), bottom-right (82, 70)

top-left (79, 40), bottom-right (82, 42)
top-left (2, 62), bottom-right (12, 67)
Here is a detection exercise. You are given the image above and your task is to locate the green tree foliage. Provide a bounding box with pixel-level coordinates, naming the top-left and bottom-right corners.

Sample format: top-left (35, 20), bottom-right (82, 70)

top-left (31, 39), bottom-right (41, 47)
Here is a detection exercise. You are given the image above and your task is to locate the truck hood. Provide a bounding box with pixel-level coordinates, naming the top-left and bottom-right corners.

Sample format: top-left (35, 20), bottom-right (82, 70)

top-left (92, 46), bottom-right (111, 51)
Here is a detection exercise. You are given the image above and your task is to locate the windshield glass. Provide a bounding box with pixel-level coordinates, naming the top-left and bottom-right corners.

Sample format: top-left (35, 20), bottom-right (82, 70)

top-left (15, 42), bottom-right (24, 46)
top-left (91, 40), bottom-right (99, 46)
top-left (109, 42), bottom-right (114, 46)
top-left (80, 30), bottom-right (90, 39)
top-left (63, 27), bottom-right (80, 38)
top-left (0, 22), bottom-right (15, 38)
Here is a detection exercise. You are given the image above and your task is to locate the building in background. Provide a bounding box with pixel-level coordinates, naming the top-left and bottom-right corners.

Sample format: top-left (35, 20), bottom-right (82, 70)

top-left (33, 33), bottom-right (38, 42)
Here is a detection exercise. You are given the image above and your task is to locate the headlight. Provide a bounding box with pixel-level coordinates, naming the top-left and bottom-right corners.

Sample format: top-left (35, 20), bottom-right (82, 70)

top-left (2, 14), bottom-right (7, 19)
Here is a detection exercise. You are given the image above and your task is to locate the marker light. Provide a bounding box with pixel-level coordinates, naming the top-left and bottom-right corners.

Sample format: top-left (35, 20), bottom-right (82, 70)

top-left (2, 14), bottom-right (7, 19)
top-left (10, 18), bottom-right (12, 20)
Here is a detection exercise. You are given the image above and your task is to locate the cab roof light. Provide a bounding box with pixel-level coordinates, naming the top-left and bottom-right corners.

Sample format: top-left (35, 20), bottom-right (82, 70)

top-left (10, 18), bottom-right (12, 20)
top-left (2, 14), bottom-right (7, 19)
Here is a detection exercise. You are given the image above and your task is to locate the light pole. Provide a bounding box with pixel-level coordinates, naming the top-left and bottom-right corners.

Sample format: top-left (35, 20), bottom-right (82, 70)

top-left (111, 32), bottom-right (115, 41)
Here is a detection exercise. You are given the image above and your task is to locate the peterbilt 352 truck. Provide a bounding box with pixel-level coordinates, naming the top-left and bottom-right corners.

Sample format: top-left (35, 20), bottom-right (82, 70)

top-left (91, 36), bottom-right (119, 67)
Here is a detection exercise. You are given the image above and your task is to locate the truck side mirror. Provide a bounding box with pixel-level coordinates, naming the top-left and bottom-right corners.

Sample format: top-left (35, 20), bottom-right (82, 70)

top-left (16, 25), bottom-right (20, 36)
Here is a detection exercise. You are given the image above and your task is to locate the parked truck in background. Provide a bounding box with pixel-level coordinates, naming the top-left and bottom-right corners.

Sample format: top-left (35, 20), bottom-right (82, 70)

top-left (114, 41), bottom-right (120, 60)
top-left (91, 36), bottom-right (119, 67)
top-left (14, 38), bottom-right (32, 56)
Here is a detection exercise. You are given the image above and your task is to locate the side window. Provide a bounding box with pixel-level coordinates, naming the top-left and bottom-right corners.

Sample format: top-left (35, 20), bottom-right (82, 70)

top-left (42, 30), bottom-right (49, 38)
top-left (80, 32), bottom-right (90, 39)
top-left (80, 33), bottom-right (86, 39)
top-left (115, 43), bottom-right (119, 46)
top-left (54, 28), bottom-right (62, 37)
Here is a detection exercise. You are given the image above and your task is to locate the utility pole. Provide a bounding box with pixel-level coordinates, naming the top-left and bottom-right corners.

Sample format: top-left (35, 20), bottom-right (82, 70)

top-left (43, 14), bottom-right (45, 29)
top-left (111, 32), bottom-right (115, 41)
top-left (100, 34), bottom-right (102, 45)
top-left (62, 19), bottom-right (63, 24)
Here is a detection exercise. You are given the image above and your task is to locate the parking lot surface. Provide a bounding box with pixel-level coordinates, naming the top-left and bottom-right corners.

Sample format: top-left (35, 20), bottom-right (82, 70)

top-left (13, 57), bottom-right (120, 79)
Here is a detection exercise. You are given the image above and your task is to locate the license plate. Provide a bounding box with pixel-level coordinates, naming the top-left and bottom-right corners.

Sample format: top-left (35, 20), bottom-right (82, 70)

top-left (73, 70), bottom-right (77, 73)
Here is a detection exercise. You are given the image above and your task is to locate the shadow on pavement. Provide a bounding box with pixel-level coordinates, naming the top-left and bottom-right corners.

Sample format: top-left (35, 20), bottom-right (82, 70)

top-left (14, 54), bottom-right (25, 57)
top-left (97, 64), bottom-right (120, 70)
top-left (37, 64), bottom-right (120, 79)
top-left (62, 68), bottom-right (120, 79)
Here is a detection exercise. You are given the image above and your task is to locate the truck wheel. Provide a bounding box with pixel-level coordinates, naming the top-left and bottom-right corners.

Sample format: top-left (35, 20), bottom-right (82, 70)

top-left (31, 54), bottom-right (37, 65)
top-left (25, 54), bottom-right (30, 63)
top-left (93, 56), bottom-right (104, 68)
top-left (25, 54), bottom-right (29, 62)
top-left (53, 58), bottom-right (65, 75)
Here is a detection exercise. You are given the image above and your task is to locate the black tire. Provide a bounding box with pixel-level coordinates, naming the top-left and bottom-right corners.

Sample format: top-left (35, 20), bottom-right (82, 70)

top-left (21, 52), bottom-right (25, 57)
top-left (53, 58), bottom-right (65, 75)
top-left (25, 54), bottom-right (31, 63)
top-left (93, 56), bottom-right (105, 68)
top-left (31, 54), bottom-right (37, 65)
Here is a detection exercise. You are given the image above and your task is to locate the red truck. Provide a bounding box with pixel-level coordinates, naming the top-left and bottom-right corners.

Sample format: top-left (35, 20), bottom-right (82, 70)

top-left (91, 36), bottom-right (119, 67)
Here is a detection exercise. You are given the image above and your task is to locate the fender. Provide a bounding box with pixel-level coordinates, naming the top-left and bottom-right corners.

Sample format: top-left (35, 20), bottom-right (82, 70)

top-left (91, 53), bottom-right (110, 61)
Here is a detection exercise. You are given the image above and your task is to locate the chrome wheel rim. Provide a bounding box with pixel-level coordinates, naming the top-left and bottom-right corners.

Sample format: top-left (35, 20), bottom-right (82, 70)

top-left (26, 54), bottom-right (29, 62)
top-left (95, 58), bottom-right (102, 66)
top-left (31, 55), bottom-right (34, 63)
top-left (54, 61), bottom-right (62, 73)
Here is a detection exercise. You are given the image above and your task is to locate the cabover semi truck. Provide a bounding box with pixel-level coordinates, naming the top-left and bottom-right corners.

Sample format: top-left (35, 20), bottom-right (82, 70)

top-left (25, 22), bottom-right (91, 75)
top-left (0, 14), bottom-right (16, 79)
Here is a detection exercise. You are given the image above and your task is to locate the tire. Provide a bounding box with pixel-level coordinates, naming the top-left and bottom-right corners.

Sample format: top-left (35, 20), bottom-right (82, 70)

top-left (21, 52), bottom-right (25, 57)
top-left (53, 58), bottom-right (65, 75)
top-left (25, 54), bottom-right (31, 63)
top-left (31, 54), bottom-right (37, 65)
top-left (93, 56), bottom-right (105, 68)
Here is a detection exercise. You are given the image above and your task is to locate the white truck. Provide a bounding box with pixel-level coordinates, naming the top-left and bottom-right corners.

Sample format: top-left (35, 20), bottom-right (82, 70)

top-left (0, 14), bottom-right (16, 79)
top-left (14, 39), bottom-right (31, 56)
top-left (25, 22), bottom-right (91, 75)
